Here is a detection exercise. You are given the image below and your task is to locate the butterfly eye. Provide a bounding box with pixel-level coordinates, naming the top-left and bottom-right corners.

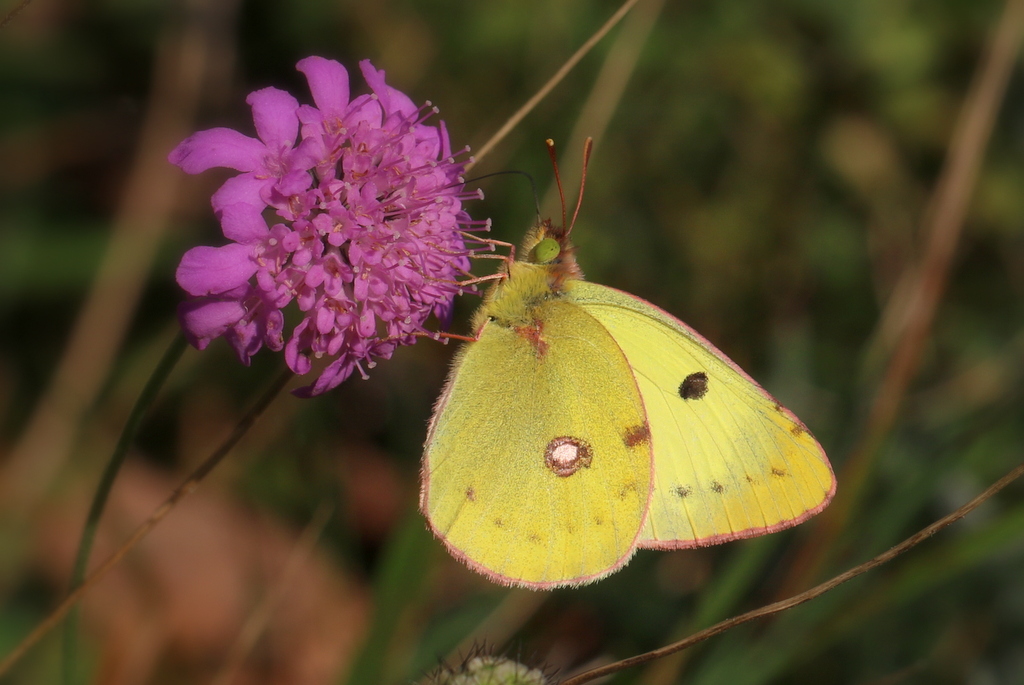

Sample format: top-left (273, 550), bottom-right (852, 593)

top-left (679, 372), bottom-right (709, 400)
top-left (530, 237), bottom-right (561, 263)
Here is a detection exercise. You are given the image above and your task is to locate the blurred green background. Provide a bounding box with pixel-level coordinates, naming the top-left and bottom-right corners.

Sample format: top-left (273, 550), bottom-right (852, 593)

top-left (2, 0), bottom-right (1024, 683)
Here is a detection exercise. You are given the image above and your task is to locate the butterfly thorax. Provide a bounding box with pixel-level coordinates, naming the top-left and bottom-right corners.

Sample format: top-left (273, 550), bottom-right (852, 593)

top-left (471, 220), bottom-right (583, 332)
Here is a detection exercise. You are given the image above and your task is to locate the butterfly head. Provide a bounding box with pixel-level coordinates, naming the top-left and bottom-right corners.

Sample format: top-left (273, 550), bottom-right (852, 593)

top-left (516, 138), bottom-right (592, 284)
top-left (520, 217), bottom-right (583, 285)
top-left (471, 140), bottom-right (589, 331)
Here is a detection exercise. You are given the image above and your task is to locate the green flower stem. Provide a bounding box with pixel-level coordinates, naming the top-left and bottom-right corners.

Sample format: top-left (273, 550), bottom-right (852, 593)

top-left (62, 332), bottom-right (188, 685)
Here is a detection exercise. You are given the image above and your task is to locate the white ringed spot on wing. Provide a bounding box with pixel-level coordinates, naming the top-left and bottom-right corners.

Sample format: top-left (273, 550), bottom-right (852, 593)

top-left (544, 436), bottom-right (593, 477)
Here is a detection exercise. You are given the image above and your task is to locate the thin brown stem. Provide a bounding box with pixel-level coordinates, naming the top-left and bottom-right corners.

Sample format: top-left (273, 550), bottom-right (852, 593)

top-left (560, 461), bottom-right (1024, 685)
top-left (428, 272), bottom-right (505, 289)
top-left (468, 0), bottom-right (643, 170)
top-left (779, 0), bottom-right (1024, 594)
top-left (0, 370), bottom-right (293, 678)
top-left (0, 0), bottom-right (240, 516)
top-left (413, 331), bottom-right (479, 344)
top-left (459, 230), bottom-right (506, 245)
top-left (541, 0), bottom-right (665, 215)
top-left (0, 0), bottom-right (32, 29)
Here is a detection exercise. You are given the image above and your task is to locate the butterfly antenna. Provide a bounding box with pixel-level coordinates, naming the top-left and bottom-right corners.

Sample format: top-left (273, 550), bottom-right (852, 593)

top-left (465, 169), bottom-right (541, 222)
top-left (545, 138), bottom-right (568, 231)
top-left (567, 137), bottom-right (593, 237)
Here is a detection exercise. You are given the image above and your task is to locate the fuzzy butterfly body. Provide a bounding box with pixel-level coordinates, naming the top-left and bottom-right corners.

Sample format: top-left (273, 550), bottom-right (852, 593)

top-left (421, 220), bottom-right (835, 589)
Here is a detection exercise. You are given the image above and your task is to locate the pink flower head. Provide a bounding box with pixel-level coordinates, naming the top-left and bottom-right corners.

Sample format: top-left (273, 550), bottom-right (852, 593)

top-left (170, 57), bottom-right (487, 395)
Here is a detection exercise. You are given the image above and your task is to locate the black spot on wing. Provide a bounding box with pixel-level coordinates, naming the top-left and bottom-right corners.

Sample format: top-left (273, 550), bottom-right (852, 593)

top-left (679, 372), bottom-right (709, 400)
top-left (674, 485), bottom-right (692, 499)
top-left (710, 481), bottom-right (725, 494)
top-left (773, 401), bottom-right (809, 436)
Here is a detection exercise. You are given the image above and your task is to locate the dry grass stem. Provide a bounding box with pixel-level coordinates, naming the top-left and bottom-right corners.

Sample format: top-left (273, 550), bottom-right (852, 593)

top-left (468, 0), bottom-right (643, 170)
top-left (560, 460), bottom-right (1024, 685)
top-left (0, 0), bottom-right (240, 514)
top-left (0, 371), bottom-right (292, 677)
top-left (541, 0), bottom-right (665, 214)
top-left (0, 0), bottom-right (33, 29)
top-left (780, 0), bottom-right (1024, 594)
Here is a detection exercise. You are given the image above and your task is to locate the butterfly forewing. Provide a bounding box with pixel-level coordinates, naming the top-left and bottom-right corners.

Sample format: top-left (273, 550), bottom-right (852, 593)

top-left (422, 299), bottom-right (653, 588)
top-left (570, 281), bottom-right (835, 548)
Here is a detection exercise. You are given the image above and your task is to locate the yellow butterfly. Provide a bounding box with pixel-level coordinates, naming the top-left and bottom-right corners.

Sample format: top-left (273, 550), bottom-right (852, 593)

top-left (421, 197), bottom-right (835, 590)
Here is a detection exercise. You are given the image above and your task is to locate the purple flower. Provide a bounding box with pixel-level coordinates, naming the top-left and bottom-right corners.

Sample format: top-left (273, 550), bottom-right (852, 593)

top-left (170, 57), bottom-right (487, 396)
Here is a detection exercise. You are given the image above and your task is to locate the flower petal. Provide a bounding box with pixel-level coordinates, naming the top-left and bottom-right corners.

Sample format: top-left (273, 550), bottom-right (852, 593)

top-left (212, 173), bottom-right (268, 213)
top-left (345, 95), bottom-right (383, 128)
top-left (285, 319), bottom-right (313, 374)
top-left (295, 356), bottom-right (354, 397)
top-left (288, 136), bottom-right (323, 173)
top-left (433, 298), bottom-right (455, 330)
top-left (178, 297), bottom-right (247, 349)
top-left (176, 243), bottom-right (257, 296)
top-left (276, 169), bottom-right (313, 197)
top-left (359, 60), bottom-right (416, 117)
top-left (169, 128), bottom-right (266, 174)
top-left (439, 120), bottom-right (453, 160)
top-left (297, 56), bottom-right (350, 117)
top-left (226, 318), bottom-right (262, 363)
top-left (246, 87), bottom-right (300, 150)
top-left (218, 202), bottom-right (269, 243)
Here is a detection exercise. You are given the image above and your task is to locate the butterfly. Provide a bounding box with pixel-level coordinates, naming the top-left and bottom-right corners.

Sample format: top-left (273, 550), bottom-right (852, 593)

top-left (420, 149), bottom-right (835, 589)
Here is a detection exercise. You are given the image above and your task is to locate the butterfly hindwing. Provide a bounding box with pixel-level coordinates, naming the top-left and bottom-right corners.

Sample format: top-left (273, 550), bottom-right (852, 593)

top-left (421, 298), bottom-right (653, 588)
top-left (569, 281), bottom-right (836, 548)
